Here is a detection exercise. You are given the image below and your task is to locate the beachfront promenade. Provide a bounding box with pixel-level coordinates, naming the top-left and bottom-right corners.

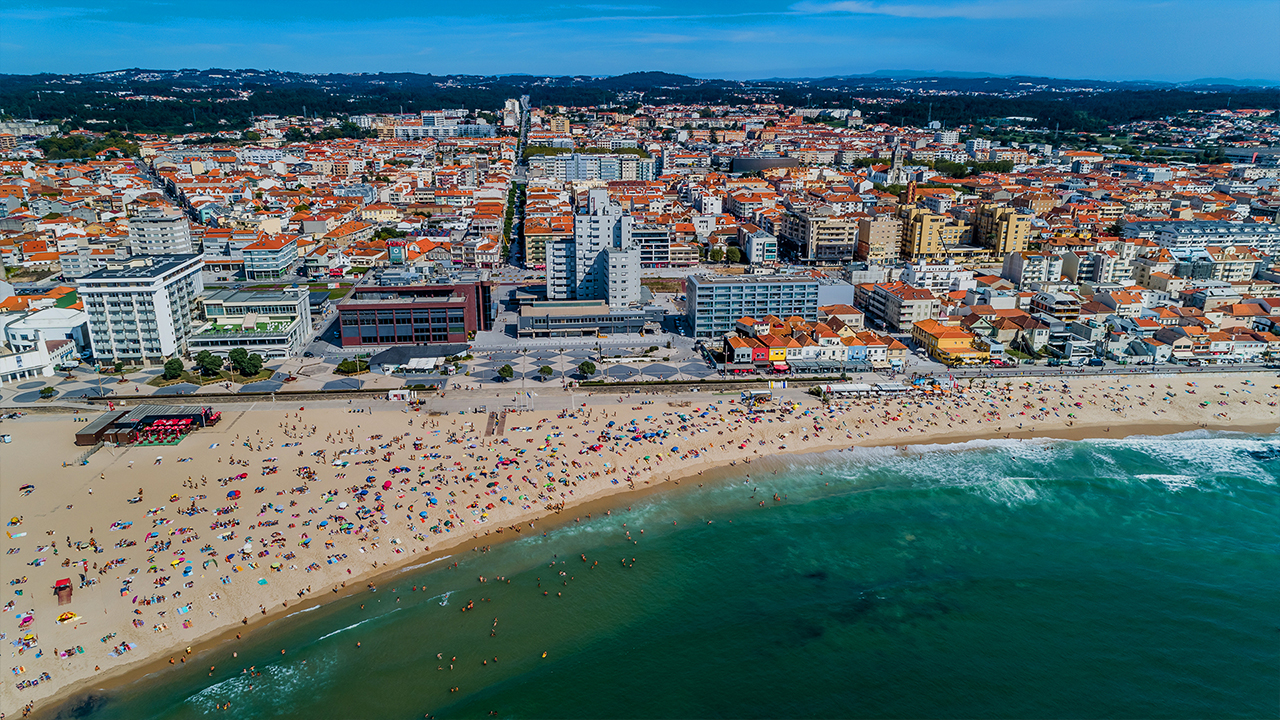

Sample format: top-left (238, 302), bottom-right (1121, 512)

top-left (1, 353), bottom-right (1272, 413)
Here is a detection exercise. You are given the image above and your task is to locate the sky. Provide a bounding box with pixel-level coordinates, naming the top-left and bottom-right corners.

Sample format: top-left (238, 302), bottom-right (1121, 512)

top-left (2, 0), bottom-right (1278, 82)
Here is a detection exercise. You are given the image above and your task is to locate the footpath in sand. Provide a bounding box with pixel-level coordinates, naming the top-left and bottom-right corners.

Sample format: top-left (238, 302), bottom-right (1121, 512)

top-left (2, 371), bottom-right (1277, 716)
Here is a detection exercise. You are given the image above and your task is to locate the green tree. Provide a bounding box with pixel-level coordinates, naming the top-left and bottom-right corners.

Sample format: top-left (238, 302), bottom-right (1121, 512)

top-left (293, 203), bottom-right (311, 213)
top-left (39, 386), bottom-right (56, 399)
top-left (242, 353), bottom-right (264, 377)
top-left (726, 247), bottom-right (743, 264)
top-left (284, 127), bottom-right (308, 143)
top-left (242, 130), bottom-right (262, 142)
top-left (162, 358), bottom-right (184, 380)
top-left (577, 360), bottom-right (596, 378)
top-left (228, 348), bottom-right (249, 374)
top-left (539, 365), bottom-right (553, 381)
top-left (497, 364), bottom-right (514, 381)
top-left (709, 247), bottom-right (724, 263)
top-left (36, 131), bottom-right (139, 160)
top-left (112, 360), bottom-right (124, 376)
top-left (228, 348), bottom-right (264, 377)
top-left (195, 350), bottom-right (223, 377)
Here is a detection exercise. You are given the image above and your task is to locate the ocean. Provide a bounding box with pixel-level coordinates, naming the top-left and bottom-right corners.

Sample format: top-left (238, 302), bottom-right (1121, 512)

top-left (68, 431), bottom-right (1280, 719)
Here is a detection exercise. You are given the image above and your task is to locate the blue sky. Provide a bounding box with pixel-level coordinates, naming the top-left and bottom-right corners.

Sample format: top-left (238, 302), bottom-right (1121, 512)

top-left (2, 0), bottom-right (1277, 81)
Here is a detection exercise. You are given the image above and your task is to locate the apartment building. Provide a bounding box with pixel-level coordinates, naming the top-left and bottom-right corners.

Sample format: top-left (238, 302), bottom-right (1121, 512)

top-left (743, 228), bottom-right (779, 264)
top-left (783, 209), bottom-right (860, 263)
top-left (1002, 251), bottom-right (1064, 287)
top-left (974, 204), bottom-right (1033, 257)
top-left (127, 206), bottom-right (195, 255)
top-left (685, 275), bottom-right (819, 338)
top-left (856, 215), bottom-right (902, 263)
top-left (898, 207), bottom-right (972, 261)
top-left (1136, 221), bottom-right (1280, 254)
top-left (78, 254), bottom-right (205, 365)
top-left (527, 153), bottom-right (656, 182)
top-left (853, 281), bottom-right (941, 332)
top-left (548, 189), bottom-right (640, 305)
top-left (1029, 291), bottom-right (1082, 322)
top-left (632, 224), bottom-right (672, 268)
top-left (243, 235), bottom-right (299, 280)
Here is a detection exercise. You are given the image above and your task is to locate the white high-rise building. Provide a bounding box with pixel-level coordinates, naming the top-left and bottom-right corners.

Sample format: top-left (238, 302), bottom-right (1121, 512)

top-left (548, 190), bottom-right (641, 306)
top-left (78, 254), bottom-right (204, 365)
top-left (127, 206), bottom-right (195, 255)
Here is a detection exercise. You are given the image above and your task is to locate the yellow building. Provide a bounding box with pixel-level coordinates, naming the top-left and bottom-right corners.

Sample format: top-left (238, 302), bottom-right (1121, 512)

top-left (974, 204), bottom-right (1033, 256)
top-left (898, 206), bottom-right (972, 261)
top-left (911, 319), bottom-right (989, 366)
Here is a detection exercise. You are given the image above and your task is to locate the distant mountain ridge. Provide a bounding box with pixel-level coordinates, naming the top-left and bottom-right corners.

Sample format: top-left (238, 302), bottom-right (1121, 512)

top-left (2, 68), bottom-right (1274, 90)
top-left (1, 67), bottom-right (1275, 136)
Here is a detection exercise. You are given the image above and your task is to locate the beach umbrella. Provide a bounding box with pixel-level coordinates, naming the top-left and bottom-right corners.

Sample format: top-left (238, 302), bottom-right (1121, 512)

top-left (382, 481), bottom-right (392, 490)
top-left (227, 490), bottom-right (240, 499)
top-left (419, 512), bottom-right (428, 518)
top-left (319, 521), bottom-right (329, 527)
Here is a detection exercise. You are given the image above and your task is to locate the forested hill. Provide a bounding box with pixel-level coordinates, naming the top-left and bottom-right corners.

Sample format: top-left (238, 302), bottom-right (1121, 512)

top-left (1, 69), bottom-right (1276, 135)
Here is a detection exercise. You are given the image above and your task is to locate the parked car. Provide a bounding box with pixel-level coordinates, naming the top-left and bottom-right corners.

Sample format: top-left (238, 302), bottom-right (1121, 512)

top-left (303, 351), bottom-right (314, 358)
top-left (1087, 358), bottom-right (1105, 367)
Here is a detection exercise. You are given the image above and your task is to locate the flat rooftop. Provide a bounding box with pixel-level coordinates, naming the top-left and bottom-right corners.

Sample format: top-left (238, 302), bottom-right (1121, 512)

top-left (79, 254), bottom-right (202, 281)
top-left (690, 274), bottom-right (819, 286)
top-left (203, 288), bottom-right (304, 304)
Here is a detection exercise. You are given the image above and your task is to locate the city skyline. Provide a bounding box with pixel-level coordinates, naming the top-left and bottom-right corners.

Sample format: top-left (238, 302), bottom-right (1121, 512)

top-left (4, 0), bottom-right (1278, 83)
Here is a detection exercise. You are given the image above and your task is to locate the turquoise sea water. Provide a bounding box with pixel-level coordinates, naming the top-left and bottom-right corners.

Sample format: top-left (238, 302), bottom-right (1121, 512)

top-left (66, 431), bottom-right (1279, 719)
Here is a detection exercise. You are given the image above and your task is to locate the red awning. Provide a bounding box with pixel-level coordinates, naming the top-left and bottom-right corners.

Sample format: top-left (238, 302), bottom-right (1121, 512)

top-left (773, 363), bottom-right (789, 371)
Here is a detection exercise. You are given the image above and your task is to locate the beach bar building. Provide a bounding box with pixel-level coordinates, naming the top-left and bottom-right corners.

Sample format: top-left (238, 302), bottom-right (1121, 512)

top-left (75, 404), bottom-right (221, 446)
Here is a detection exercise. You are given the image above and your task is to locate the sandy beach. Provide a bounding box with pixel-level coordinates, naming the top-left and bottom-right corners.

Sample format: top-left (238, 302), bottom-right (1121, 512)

top-left (2, 371), bottom-right (1277, 717)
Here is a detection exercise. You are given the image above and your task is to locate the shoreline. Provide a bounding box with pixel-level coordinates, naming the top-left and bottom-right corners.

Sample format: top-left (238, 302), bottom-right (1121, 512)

top-left (32, 411), bottom-right (1277, 718)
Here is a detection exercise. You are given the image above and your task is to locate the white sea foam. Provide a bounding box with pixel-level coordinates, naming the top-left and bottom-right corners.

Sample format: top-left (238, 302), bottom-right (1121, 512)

top-left (187, 654), bottom-right (336, 711)
top-left (1136, 474), bottom-right (1200, 492)
top-left (1092, 432), bottom-right (1278, 486)
top-left (398, 555), bottom-right (451, 573)
top-left (316, 607), bottom-right (400, 641)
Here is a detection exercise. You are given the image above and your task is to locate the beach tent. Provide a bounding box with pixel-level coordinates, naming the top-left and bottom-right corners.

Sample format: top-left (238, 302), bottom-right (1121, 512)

top-left (54, 578), bottom-right (72, 605)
